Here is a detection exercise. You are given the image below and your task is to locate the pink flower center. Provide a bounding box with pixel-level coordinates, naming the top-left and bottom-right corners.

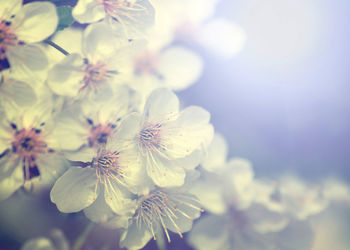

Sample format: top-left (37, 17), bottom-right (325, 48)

top-left (88, 123), bottom-right (115, 147)
top-left (134, 51), bottom-right (159, 76)
top-left (12, 128), bottom-right (46, 157)
top-left (80, 62), bottom-right (108, 92)
top-left (11, 127), bottom-right (49, 180)
top-left (139, 123), bottom-right (162, 151)
top-left (0, 19), bottom-right (21, 60)
top-left (92, 150), bottom-right (124, 182)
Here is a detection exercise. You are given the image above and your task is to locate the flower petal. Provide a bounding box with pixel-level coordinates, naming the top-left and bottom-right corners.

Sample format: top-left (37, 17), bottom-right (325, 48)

top-left (0, 78), bottom-right (37, 107)
top-left (7, 44), bottom-right (49, 75)
top-left (190, 178), bottom-right (227, 215)
top-left (36, 153), bottom-right (69, 187)
top-left (143, 88), bottom-right (179, 121)
top-left (0, 0), bottom-right (21, 19)
top-left (47, 54), bottom-right (85, 97)
top-left (50, 167), bottom-right (98, 213)
top-left (84, 190), bottom-right (115, 223)
top-left (114, 113), bottom-right (142, 141)
top-left (103, 179), bottom-right (136, 215)
top-left (50, 110), bottom-right (87, 151)
top-left (83, 22), bottom-right (122, 61)
top-left (119, 219), bottom-right (153, 250)
top-left (188, 215), bottom-right (229, 250)
top-left (0, 158), bottom-right (23, 201)
top-left (157, 46), bottom-right (203, 91)
top-left (201, 133), bottom-right (228, 172)
top-left (164, 106), bottom-right (214, 159)
top-left (145, 153), bottom-right (185, 187)
top-left (63, 147), bottom-right (96, 162)
top-left (15, 2), bottom-right (58, 43)
top-left (72, 0), bottom-right (106, 24)
top-left (163, 193), bottom-right (201, 234)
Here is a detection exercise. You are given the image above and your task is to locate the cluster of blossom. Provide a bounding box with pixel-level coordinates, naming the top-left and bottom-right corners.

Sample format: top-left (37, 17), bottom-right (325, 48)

top-left (0, 0), bottom-right (349, 250)
top-left (187, 134), bottom-right (350, 250)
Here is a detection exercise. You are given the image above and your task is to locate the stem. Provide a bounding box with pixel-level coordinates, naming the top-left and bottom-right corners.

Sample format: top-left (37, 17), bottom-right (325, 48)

top-left (69, 160), bottom-right (91, 168)
top-left (44, 40), bottom-right (69, 56)
top-left (72, 222), bottom-right (94, 250)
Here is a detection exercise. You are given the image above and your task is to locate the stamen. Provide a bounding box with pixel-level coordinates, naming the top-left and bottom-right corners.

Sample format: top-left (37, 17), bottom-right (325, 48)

top-left (88, 123), bottom-right (115, 147)
top-left (136, 190), bottom-right (203, 243)
top-left (10, 126), bottom-right (49, 180)
top-left (139, 123), bottom-right (162, 151)
top-left (0, 19), bottom-right (21, 60)
top-left (79, 61), bottom-right (114, 92)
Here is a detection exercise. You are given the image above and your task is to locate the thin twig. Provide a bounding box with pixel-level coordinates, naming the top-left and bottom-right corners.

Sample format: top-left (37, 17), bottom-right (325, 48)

top-left (44, 40), bottom-right (70, 56)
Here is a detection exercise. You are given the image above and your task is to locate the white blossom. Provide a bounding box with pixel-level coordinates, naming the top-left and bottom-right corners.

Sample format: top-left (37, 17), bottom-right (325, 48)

top-left (51, 85), bottom-right (137, 156)
top-left (47, 22), bottom-right (133, 100)
top-left (0, 0), bottom-right (58, 76)
top-left (0, 95), bottom-right (68, 201)
top-left (116, 88), bottom-right (214, 187)
top-left (50, 129), bottom-right (143, 216)
top-left (126, 43), bottom-right (203, 104)
top-left (120, 188), bottom-right (203, 249)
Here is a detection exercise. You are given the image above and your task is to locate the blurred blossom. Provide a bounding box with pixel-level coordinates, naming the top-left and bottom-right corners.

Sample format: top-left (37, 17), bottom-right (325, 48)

top-left (22, 229), bottom-right (69, 250)
top-left (196, 18), bottom-right (246, 59)
top-left (273, 176), bottom-right (329, 220)
top-left (322, 178), bottom-right (350, 201)
top-left (127, 43), bottom-right (203, 104)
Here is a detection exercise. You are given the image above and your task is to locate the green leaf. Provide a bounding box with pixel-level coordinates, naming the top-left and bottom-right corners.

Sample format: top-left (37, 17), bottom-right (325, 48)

top-left (56, 5), bottom-right (75, 31)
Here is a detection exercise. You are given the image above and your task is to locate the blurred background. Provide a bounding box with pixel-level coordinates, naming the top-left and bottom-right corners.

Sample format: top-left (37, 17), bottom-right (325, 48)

top-left (180, 0), bottom-right (350, 181)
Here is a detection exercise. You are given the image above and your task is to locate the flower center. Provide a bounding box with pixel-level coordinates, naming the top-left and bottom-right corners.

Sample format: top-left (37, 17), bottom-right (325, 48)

top-left (137, 190), bottom-right (169, 237)
top-left (92, 150), bottom-right (123, 181)
top-left (80, 61), bottom-right (110, 92)
top-left (0, 19), bottom-right (21, 60)
top-left (139, 123), bottom-right (162, 151)
top-left (134, 52), bottom-right (159, 76)
top-left (137, 190), bottom-right (203, 243)
top-left (12, 128), bottom-right (46, 157)
top-left (11, 127), bottom-right (48, 180)
top-left (85, 63), bottom-right (106, 83)
top-left (88, 123), bottom-right (115, 147)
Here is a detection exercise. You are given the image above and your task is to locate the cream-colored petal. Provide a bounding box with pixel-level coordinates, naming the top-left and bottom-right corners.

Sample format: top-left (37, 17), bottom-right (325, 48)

top-left (15, 2), bottom-right (58, 43)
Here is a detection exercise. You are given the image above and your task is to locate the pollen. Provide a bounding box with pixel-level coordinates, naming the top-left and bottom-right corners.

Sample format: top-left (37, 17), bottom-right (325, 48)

top-left (134, 51), bottom-right (159, 76)
top-left (92, 149), bottom-right (125, 182)
top-left (11, 126), bottom-right (51, 180)
top-left (139, 123), bottom-right (163, 151)
top-left (88, 123), bottom-right (115, 147)
top-left (80, 61), bottom-right (114, 92)
top-left (136, 190), bottom-right (203, 243)
top-left (0, 19), bottom-right (21, 60)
